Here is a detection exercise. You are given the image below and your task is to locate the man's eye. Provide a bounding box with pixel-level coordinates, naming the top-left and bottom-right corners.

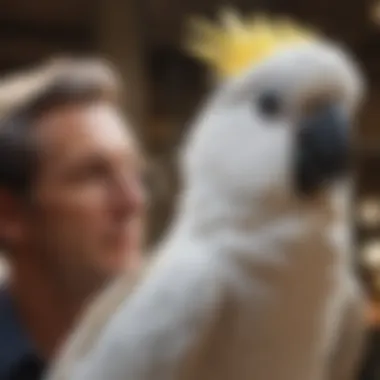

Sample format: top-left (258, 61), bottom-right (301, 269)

top-left (87, 165), bottom-right (107, 177)
top-left (74, 163), bottom-right (108, 182)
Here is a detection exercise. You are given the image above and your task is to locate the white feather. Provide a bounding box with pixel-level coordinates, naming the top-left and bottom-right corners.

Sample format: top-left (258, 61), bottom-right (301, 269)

top-left (46, 41), bottom-right (366, 380)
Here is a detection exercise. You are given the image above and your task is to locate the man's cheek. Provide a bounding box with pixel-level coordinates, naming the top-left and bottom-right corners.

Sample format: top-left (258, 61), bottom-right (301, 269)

top-left (51, 196), bottom-right (106, 227)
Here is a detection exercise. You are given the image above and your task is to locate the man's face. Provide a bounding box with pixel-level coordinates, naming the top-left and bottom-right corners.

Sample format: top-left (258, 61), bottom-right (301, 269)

top-left (25, 101), bottom-right (145, 295)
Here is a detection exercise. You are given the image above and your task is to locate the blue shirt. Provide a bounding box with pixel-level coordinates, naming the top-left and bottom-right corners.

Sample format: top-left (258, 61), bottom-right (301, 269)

top-left (0, 286), bottom-right (44, 380)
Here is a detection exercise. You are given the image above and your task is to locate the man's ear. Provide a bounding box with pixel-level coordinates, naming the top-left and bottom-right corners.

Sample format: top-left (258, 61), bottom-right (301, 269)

top-left (0, 188), bottom-right (25, 249)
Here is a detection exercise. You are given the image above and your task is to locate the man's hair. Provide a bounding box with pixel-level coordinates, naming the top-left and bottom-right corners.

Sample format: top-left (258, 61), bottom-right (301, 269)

top-left (0, 57), bottom-right (121, 195)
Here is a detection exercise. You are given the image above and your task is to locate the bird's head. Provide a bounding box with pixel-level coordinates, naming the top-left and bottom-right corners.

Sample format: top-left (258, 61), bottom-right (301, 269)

top-left (181, 11), bottom-right (364, 206)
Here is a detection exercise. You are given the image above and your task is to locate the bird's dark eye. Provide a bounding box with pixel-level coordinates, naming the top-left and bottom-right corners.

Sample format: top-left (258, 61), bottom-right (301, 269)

top-left (257, 91), bottom-right (283, 117)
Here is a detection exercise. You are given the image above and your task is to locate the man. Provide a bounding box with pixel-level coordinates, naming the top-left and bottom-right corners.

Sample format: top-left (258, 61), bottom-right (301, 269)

top-left (0, 58), bottom-right (146, 380)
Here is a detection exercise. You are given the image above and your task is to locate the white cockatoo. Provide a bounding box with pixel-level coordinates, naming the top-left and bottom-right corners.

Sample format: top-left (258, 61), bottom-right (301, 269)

top-left (46, 11), bottom-right (366, 380)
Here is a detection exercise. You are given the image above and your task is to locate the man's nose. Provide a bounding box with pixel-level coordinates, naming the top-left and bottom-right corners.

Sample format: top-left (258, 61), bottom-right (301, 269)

top-left (110, 174), bottom-right (146, 218)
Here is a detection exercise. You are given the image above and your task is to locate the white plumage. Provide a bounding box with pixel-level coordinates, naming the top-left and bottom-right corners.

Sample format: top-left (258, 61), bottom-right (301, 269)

top-left (46, 39), bottom-right (366, 380)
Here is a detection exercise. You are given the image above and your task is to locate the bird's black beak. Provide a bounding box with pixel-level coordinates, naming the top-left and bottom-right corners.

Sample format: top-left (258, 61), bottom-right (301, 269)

top-left (295, 104), bottom-right (350, 196)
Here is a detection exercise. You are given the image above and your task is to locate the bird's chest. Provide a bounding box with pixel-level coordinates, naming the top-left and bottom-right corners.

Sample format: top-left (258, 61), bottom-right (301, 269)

top-left (199, 233), bottom-right (345, 380)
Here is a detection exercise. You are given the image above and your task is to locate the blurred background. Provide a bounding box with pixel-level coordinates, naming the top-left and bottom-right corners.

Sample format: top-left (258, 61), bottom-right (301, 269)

top-left (0, 0), bottom-right (379, 377)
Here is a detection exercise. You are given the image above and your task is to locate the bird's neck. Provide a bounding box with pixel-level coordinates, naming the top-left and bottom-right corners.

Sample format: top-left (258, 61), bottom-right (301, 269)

top-left (163, 183), bottom-right (336, 253)
top-left (157, 180), bottom-right (353, 274)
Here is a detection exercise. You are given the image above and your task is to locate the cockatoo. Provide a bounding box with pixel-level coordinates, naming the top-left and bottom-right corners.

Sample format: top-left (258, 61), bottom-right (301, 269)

top-left (46, 11), bottom-right (366, 380)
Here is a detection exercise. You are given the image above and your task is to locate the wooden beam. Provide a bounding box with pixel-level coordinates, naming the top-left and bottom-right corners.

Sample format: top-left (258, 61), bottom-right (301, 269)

top-left (96, 0), bottom-right (149, 127)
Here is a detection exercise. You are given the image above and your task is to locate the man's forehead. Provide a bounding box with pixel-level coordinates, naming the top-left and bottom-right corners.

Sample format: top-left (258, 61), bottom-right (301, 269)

top-left (33, 101), bottom-right (139, 160)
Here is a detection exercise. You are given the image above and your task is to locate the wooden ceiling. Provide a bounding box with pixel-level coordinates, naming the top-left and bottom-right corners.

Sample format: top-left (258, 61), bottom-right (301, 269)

top-left (0, 0), bottom-right (377, 70)
top-left (1, 0), bottom-right (380, 138)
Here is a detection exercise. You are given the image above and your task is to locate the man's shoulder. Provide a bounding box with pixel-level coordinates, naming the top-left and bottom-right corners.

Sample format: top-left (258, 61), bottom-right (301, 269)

top-left (0, 285), bottom-right (44, 379)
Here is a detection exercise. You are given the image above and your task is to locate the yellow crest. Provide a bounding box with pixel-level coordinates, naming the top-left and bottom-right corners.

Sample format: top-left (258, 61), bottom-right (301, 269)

top-left (184, 9), bottom-right (317, 80)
